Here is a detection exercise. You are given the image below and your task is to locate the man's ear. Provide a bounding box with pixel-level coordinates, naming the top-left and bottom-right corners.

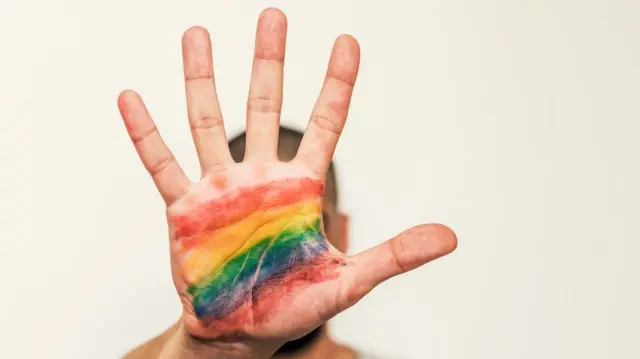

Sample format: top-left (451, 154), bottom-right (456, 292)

top-left (335, 212), bottom-right (350, 254)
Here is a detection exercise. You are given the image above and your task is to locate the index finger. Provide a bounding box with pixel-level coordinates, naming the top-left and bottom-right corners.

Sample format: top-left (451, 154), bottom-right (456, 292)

top-left (118, 90), bottom-right (191, 204)
top-left (295, 35), bottom-right (360, 177)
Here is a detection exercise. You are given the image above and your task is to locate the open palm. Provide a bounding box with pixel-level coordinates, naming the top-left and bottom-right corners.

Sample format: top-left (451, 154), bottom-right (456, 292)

top-left (118, 7), bottom-right (457, 349)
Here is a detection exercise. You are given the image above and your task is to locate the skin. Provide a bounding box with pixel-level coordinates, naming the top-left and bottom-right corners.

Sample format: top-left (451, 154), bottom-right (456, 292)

top-left (118, 8), bottom-right (457, 359)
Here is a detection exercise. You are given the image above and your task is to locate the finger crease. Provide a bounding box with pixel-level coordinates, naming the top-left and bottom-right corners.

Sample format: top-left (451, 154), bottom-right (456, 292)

top-left (247, 96), bottom-right (282, 115)
top-left (254, 52), bottom-right (285, 62)
top-left (328, 74), bottom-right (356, 87)
top-left (311, 113), bottom-right (342, 136)
top-left (131, 126), bottom-right (158, 145)
top-left (148, 155), bottom-right (175, 177)
top-left (191, 116), bottom-right (224, 131)
top-left (185, 73), bottom-right (214, 81)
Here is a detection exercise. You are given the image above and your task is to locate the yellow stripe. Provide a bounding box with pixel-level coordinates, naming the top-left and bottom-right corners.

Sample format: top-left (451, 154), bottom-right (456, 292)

top-left (180, 200), bottom-right (321, 283)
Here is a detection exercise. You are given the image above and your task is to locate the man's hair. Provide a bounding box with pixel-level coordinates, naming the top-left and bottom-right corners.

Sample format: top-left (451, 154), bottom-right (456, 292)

top-left (227, 126), bottom-right (339, 206)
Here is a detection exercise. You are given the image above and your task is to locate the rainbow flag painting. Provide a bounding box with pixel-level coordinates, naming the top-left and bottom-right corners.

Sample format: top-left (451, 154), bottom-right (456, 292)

top-left (168, 177), bottom-right (342, 323)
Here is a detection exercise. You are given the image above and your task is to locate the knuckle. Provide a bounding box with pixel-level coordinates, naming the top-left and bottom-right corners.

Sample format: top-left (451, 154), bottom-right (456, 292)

top-left (390, 238), bottom-right (410, 274)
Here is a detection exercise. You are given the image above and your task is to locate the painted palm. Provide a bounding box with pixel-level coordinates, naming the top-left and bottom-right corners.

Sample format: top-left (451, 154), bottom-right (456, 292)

top-left (167, 164), bottom-right (346, 338)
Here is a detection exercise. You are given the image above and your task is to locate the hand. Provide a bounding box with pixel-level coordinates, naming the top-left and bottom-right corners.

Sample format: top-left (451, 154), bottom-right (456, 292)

top-left (117, 8), bottom-right (457, 358)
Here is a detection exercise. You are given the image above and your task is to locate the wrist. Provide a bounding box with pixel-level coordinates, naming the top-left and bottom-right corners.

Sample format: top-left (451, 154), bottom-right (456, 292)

top-left (159, 319), bottom-right (281, 359)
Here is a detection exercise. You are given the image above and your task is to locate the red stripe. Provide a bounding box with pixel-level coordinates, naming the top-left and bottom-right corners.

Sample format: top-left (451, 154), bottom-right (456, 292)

top-left (169, 177), bottom-right (324, 240)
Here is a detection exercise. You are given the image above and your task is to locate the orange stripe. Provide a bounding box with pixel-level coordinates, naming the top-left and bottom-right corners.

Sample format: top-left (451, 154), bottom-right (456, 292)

top-left (169, 177), bottom-right (323, 242)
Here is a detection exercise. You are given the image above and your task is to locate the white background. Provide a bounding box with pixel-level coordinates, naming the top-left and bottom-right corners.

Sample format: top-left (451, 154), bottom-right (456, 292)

top-left (1, 1), bottom-right (639, 358)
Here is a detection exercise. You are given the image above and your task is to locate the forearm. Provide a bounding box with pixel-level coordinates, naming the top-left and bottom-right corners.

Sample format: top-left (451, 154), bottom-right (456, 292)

top-left (123, 319), bottom-right (279, 359)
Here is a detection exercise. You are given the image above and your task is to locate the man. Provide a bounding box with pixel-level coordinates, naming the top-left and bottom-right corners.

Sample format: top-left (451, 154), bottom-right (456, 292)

top-left (119, 7), bottom-right (457, 359)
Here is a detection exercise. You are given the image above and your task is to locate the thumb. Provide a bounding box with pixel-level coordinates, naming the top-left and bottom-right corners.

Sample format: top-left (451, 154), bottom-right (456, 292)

top-left (338, 224), bottom-right (458, 308)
